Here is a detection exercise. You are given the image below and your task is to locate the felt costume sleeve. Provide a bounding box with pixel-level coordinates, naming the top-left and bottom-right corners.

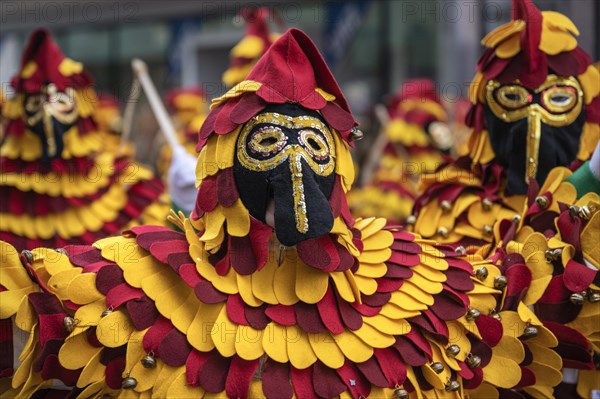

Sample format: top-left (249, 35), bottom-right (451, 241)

top-left (0, 212), bottom-right (557, 398)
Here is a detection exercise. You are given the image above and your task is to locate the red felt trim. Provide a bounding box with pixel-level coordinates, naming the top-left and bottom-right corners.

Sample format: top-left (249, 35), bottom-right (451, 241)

top-left (225, 356), bottom-right (258, 399)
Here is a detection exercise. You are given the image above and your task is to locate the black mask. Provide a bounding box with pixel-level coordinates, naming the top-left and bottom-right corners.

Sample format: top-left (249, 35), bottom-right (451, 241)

top-left (23, 85), bottom-right (79, 161)
top-left (234, 103), bottom-right (335, 246)
top-left (484, 75), bottom-right (585, 194)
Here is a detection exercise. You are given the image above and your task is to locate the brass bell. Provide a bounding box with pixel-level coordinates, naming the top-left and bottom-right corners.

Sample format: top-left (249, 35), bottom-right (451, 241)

top-left (455, 246), bottom-right (467, 256)
top-left (440, 200), bottom-right (452, 213)
top-left (482, 198), bottom-right (493, 211)
top-left (482, 225), bottom-right (493, 236)
top-left (494, 276), bottom-right (508, 289)
top-left (122, 377), bottom-right (137, 389)
top-left (475, 267), bottom-right (488, 281)
top-left (437, 226), bottom-right (449, 238)
top-left (445, 380), bottom-right (460, 392)
top-left (522, 325), bottom-right (539, 339)
top-left (466, 308), bottom-right (481, 321)
top-left (570, 292), bottom-right (585, 305)
top-left (544, 248), bottom-right (562, 262)
top-left (588, 291), bottom-right (600, 303)
top-left (55, 248), bottom-right (68, 255)
top-left (21, 249), bottom-right (34, 264)
top-left (535, 195), bottom-right (549, 209)
top-left (568, 205), bottom-right (580, 218)
top-left (578, 205), bottom-right (591, 220)
top-left (63, 316), bottom-right (76, 333)
top-left (430, 362), bottom-right (444, 374)
top-left (141, 354), bottom-right (156, 369)
top-left (511, 214), bottom-right (521, 223)
top-left (349, 128), bottom-right (364, 141)
top-left (406, 215), bottom-right (417, 226)
top-left (466, 353), bottom-right (481, 368)
top-left (394, 386), bottom-right (409, 399)
top-left (101, 308), bottom-right (113, 318)
top-left (445, 344), bottom-right (460, 357)
top-left (490, 310), bottom-right (502, 321)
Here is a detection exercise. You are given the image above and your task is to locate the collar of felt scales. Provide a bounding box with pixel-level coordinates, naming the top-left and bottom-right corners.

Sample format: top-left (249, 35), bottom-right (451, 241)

top-left (5, 210), bottom-right (515, 397)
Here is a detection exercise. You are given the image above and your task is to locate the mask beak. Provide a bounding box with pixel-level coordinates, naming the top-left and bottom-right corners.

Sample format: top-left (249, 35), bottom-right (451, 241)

top-left (525, 107), bottom-right (542, 184)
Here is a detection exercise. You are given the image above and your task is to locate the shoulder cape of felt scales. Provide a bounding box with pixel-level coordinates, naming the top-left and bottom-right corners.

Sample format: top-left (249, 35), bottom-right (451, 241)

top-left (0, 29), bottom-right (168, 251)
top-left (0, 212), bottom-right (562, 398)
top-left (347, 79), bottom-right (448, 225)
top-left (487, 174), bottom-right (600, 396)
top-left (409, 0), bottom-right (600, 246)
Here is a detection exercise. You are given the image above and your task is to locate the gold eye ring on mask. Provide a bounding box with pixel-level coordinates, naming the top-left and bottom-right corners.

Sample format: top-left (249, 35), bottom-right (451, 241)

top-left (24, 84), bottom-right (79, 127)
top-left (485, 75), bottom-right (583, 126)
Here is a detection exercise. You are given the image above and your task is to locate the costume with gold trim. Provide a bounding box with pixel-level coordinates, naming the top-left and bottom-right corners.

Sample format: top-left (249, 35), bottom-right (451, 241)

top-left (0, 29), bottom-right (169, 251)
top-left (222, 7), bottom-right (281, 88)
top-left (410, 0), bottom-right (599, 247)
top-left (348, 80), bottom-right (451, 224)
top-left (0, 28), bottom-right (563, 399)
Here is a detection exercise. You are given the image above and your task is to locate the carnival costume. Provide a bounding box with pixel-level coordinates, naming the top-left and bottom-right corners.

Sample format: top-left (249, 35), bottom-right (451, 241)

top-left (410, 0), bottom-right (599, 247)
top-left (0, 29), bottom-right (168, 251)
top-left (0, 28), bottom-right (565, 399)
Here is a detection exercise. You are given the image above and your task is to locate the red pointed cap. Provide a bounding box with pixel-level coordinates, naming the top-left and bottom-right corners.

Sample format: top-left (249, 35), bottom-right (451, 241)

top-left (11, 29), bottom-right (92, 93)
top-left (239, 7), bottom-right (279, 47)
top-left (198, 28), bottom-right (358, 151)
top-left (387, 79), bottom-right (446, 124)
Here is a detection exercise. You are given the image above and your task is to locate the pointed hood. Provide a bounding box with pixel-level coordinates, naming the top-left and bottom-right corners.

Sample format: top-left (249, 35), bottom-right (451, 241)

top-left (203, 28), bottom-right (358, 151)
top-left (221, 7), bottom-right (282, 87)
top-left (11, 28), bottom-right (92, 93)
top-left (387, 79), bottom-right (447, 125)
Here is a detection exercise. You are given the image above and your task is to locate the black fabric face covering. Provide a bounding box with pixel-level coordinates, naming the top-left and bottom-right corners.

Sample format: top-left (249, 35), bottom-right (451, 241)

top-left (28, 117), bottom-right (70, 161)
top-left (234, 103), bottom-right (335, 246)
top-left (484, 105), bottom-right (585, 195)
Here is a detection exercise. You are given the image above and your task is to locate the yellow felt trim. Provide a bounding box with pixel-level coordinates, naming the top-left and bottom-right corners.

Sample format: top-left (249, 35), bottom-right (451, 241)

top-left (211, 80), bottom-right (262, 109)
top-left (230, 35), bottom-right (265, 59)
top-left (58, 58), bottom-right (84, 76)
top-left (495, 33), bottom-right (520, 58)
top-left (481, 20), bottom-right (526, 48)
top-left (398, 99), bottom-right (447, 122)
top-left (578, 122), bottom-right (600, 160)
top-left (315, 88), bottom-right (336, 102)
top-left (222, 63), bottom-right (256, 88)
top-left (469, 72), bottom-right (486, 104)
top-left (539, 11), bottom-right (579, 56)
top-left (21, 61), bottom-right (37, 79)
top-left (333, 130), bottom-right (355, 192)
top-left (578, 65), bottom-right (600, 105)
top-left (386, 119), bottom-right (430, 146)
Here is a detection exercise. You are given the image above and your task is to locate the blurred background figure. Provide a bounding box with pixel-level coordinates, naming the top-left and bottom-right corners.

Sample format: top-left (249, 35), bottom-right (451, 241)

top-left (348, 79), bottom-right (451, 224)
top-left (92, 92), bottom-right (135, 156)
top-left (222, 7), bottom-right (282, 88)
top-left (156, 86), bottom-right (208, 177)
top-left (0, 29), bottom-right (169, 251)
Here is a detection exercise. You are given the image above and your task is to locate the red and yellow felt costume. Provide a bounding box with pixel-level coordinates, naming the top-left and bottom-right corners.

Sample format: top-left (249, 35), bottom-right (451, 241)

top-left (479, 165), bottom-right (600, 398)
top-left (0, 28), bottom-right (562, 399)
top-left (222, 7), bottom-right (281, 88)
top-left (410, 0), bottom-right (599, 247)
top-left (0, 29), bottom-right (169, 251)
top-left (92, 93), bottom-right (135, 157)
top-left (156, 87), bottom-right (208, 178)
top-left (348, 80), bottom-right (450, 224)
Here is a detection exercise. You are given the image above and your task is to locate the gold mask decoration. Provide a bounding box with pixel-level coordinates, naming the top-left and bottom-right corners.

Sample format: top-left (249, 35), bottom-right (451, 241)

top-left (24, 83), bottom-right (79, 157)
top-left (237, 112), bottom-right (336, 234)
top-left (485, 75), bottom-right (584, 183)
